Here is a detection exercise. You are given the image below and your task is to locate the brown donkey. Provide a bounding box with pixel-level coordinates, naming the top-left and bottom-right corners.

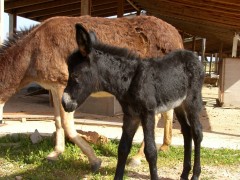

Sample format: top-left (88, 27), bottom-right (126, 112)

top-left (0, 15), bottom-right (183, 171)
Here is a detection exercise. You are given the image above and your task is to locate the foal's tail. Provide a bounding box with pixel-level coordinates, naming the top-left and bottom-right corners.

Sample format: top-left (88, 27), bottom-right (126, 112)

top-left (183, 50), bottom-right (205, 112)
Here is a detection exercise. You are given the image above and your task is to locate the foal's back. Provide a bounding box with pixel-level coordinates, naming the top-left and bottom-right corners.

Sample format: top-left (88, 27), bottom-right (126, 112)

top-left (134, 50), bottom-right (204, 112)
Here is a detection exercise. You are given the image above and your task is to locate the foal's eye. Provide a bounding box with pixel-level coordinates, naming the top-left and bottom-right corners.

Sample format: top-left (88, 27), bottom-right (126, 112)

top-left (71, 73), bottom-right (78, 81)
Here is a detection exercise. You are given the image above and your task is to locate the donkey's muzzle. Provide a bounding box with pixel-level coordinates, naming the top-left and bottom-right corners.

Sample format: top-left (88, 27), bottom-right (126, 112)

top-left (62, 92), bottom-right (78, 112)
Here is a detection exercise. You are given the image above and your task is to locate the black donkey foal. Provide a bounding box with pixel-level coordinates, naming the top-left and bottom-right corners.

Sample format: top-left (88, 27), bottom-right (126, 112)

top-left (62, 24), bottom-right (205, 180)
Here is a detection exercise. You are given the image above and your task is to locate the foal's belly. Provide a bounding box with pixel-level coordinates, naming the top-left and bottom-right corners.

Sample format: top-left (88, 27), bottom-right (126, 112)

top-left (155, 95), bottom-right (186, 113)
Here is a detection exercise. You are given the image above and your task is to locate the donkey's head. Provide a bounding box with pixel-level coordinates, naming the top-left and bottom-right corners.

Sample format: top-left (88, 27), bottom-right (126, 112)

top-left (62, 24), bottom-right (97, 112)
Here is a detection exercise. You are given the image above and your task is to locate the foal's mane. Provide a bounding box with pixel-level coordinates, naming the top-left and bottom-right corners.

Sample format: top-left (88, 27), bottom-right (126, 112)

top-left (93, 41), bottom-right (140, 60)
top-left (0, 25), bottom-right (39, 55)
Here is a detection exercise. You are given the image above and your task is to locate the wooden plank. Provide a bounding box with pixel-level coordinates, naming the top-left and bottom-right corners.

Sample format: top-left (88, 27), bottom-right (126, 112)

top-left (25, 2), bottom-right (125, 19)
top-left (5, 0), bottom-right (54, 10)
top-left (161, 0), bottom-right (240, 13)
top-left (136, 2), bottom-right (240, 29)
top-left (149, 9), bottom-right (239, 31)
top-left (8, 0), bottom-right (119, 15)
top-left (6, 0), bottom-right (80, 14)
top-left (36, 6), bottom-right (134, 21)
top-left (37, 6), bottom-right (133, 22)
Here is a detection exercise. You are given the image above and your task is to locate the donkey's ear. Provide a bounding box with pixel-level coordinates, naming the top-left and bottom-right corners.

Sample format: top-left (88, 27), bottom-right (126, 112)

top-left (75, 23), bottom-right (92, 56)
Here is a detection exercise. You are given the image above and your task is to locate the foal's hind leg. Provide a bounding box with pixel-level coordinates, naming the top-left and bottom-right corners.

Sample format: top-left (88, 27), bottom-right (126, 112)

top-left (141, 111), bottom-right (158, 180)
top-left (185, 100), bottom-right (203, 180)
top-left (115, 114), bottom-right (141, 179)
top-left (174, 106), bottom-right (192, 180)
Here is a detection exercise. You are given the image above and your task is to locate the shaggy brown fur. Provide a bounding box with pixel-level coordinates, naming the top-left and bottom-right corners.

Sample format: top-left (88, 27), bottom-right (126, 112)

top-left (0, 15), bottom-right (183, 170)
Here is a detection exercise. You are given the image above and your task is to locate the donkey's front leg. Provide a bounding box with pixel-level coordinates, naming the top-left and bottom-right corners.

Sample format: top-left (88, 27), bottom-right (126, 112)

top-left (115, 114), bottom-right (141, 180)
top-left (141, 111), bottom-right (158, 180)
top-left (46, 90), bottom-right (65, 161)
top-left (60, 106), bottom-right (102, 172)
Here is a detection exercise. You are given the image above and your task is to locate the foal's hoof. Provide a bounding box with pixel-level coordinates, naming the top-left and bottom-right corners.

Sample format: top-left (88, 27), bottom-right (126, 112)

top-left (91, 158), bottom-right (102, 173)
top-left (128, 157), bottom-right (142, 167)
top-left (191, 175), bottom-right (199, 180)
top-left (46, 151), bottom-right (62, 161)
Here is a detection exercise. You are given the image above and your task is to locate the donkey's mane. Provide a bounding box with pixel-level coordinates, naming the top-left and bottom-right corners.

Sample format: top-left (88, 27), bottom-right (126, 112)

top-left (93, 41), bottom-right (140, 60)
top-left (0, 24), bottom-right (39, 55)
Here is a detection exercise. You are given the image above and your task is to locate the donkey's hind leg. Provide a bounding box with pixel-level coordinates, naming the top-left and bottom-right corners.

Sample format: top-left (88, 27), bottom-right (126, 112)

top-left (46, 90), bottom-right (65, 161)
top-left (174, 105), bottom-right (192, 180)
top-left (0, 103), bottom-right (4, 124)
top-left (115, 114), bottom-right (141, 179)
top-left (128, 109), bottom-right (173, 167)
top-left (128, 112), bottom-right (160, 167)
top-left (160, 109), bottom-right (173, 151)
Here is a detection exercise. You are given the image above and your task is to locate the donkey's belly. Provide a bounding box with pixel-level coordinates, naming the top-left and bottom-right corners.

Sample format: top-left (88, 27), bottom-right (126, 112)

top-left (155, 95), bottom-right (186, 113)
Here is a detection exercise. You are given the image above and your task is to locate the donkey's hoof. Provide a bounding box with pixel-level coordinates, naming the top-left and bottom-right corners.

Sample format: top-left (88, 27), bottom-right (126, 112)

top-left (46, 151), bottom-right (62, 161)
top-left (91, 158), bottom-right (102, 173)
top-left (159, 144), bottom-right (170, 152)
top-left (128, 157), bottom-right (142, 167)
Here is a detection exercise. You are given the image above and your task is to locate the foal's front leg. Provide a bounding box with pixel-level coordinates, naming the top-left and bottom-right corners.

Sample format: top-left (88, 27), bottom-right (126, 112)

top-left (115, 114), bottom-right (141, 179)
top-left (141, 111), bottom-right (158, 180)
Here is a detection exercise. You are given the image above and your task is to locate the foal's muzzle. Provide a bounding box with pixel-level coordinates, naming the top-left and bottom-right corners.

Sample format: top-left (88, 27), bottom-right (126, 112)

top-left (62, 92), bottom-right (78, 112)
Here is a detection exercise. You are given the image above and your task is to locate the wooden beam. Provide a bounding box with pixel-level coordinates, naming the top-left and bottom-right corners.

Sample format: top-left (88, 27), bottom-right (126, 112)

top-left (201, 38), bottom-right (206, 63)
top-left (232, 34), bottom-right (239, 57)
top-left (0, 0), bottom-right (4, 44)
top-left (192, 36), bottom-right (196, 51)
top-left (117, 0), bottom-right (124, 17)
top-left (81, 0), bottom-right (91, 16)
top-left (9, 13), bottom-right (17, 37)
top-left (126, 0), bottom-right (140, 11)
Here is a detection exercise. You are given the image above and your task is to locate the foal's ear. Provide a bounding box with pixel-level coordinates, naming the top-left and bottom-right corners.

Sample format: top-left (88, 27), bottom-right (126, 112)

top-left (89, 30), bottom-right (98, 45)
top-left (75, 23), bottom-right (92, 56)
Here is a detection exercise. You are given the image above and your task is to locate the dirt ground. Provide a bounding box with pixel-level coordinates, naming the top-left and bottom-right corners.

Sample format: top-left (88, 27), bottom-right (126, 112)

top-left (1, 85), bottom-right (240, 179)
